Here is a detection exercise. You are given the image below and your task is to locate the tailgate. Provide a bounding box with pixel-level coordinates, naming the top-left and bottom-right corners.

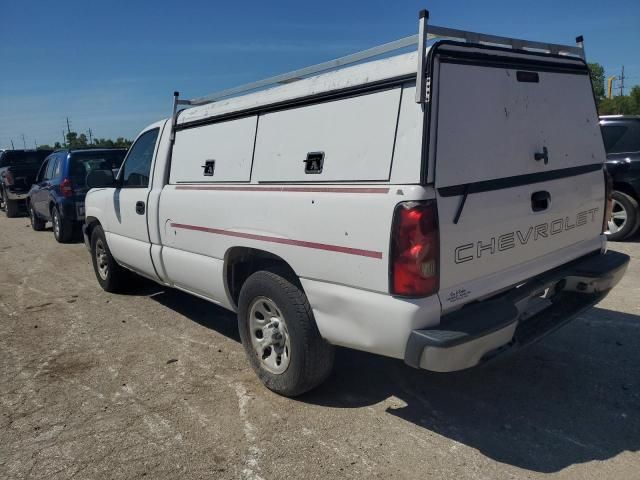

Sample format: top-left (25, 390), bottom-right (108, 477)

top-left (432, 46), bottom-right (606, 308)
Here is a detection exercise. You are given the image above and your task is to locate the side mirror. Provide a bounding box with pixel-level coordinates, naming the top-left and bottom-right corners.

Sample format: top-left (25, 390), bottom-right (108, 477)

top-left (86, 169), bottom-right (117, 189)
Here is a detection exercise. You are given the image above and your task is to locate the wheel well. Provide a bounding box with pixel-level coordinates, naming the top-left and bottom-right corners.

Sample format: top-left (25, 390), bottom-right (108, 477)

top-left (84, 217), bottom-right (101, 242)
top-left (613, 182), bottom-right (639, 202)
top-left (225, 247), bottom-right (300, 309)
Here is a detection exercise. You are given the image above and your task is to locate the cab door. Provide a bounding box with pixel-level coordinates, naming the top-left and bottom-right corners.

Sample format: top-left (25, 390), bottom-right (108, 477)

top-left (33, 156), bottom-right (55, 218)
top-left (103, 127), bottom-right (160, 279)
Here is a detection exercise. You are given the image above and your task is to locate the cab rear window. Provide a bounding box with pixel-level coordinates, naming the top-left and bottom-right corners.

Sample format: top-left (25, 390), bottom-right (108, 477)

top-left (0, 151), bottom-right (50, 167)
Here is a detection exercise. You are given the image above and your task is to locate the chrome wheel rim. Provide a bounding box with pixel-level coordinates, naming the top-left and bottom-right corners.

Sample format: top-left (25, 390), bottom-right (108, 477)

top-left (95, 239), bottom-right (109, 280)
top-left (30, 207), bottom-right (36, 226)
top-left (607, 199), bottom-right (627, 234)
top-left (248, 296), bottom-right (291, 374)
top-left (53, 211), bottom-right (60, 237)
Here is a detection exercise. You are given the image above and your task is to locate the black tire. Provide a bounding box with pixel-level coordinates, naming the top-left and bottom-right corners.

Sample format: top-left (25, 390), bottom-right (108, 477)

top-left (90, 225), bottom-right (131, 293)
top-left (51, 206), bottom-right (73, 243)
top-left (238, 268), bottom-right (334, 397)
top-left (607, 191), bottom-right (640, 242)
top-left (29, 203), bottom-right (46, 231)
top-left (4, 197), bottom-right (20, 218)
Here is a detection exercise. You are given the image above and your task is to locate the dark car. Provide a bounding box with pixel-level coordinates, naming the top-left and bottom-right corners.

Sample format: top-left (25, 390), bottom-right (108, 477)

top-left (28, 148), bottom-right (127, 242)
top-left (0, 149), bottom-right (52, 217)
top-left (601, 116), bottom-right (640, 241)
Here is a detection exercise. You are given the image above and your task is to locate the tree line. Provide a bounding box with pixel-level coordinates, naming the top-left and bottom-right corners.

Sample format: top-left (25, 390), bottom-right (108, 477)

top-left (589, 62), bottom-right (640, 115)
top-left (36, 131), bottom-right (132, 151)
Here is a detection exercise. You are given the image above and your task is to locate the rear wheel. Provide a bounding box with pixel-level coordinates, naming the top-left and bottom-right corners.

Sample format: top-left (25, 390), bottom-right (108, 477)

top-left (29, 203), bottom-right (46, 231)
top-left (90, 225), bottom-right (131, 292)
top-left (607, 191), bottom-right (640, 241)
top-left (4, 197), bottom-right (19, 218)
top-left (238, 268), bottom-right (334, 397)
top-left (52, 206), bottom-right (73, 243)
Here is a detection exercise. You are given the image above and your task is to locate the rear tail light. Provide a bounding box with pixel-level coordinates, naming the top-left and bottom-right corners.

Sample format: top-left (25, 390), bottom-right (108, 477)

top-left (4, 170), bottom-right (14, 185)
top-left (390, 200), bottom-right (439, 297)
top-left (60, 177), bottom-right (74, 198)
top-left (603, 169), bottom-right (613, 233)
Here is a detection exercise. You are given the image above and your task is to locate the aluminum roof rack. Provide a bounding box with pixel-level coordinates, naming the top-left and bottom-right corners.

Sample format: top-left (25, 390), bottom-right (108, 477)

top-left (169, 9), bottom-right (586, 138)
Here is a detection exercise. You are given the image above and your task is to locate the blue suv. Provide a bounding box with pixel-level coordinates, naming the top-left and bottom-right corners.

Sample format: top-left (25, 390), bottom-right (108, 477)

top-left (28, 148), bottom-right (127, 242)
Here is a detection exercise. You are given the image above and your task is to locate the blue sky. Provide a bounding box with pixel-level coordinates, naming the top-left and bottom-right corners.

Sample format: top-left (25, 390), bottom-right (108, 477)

top-left (1, 0), bottom-right (638, 149)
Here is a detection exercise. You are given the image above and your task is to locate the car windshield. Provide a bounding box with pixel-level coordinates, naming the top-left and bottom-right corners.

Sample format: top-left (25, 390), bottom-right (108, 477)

top-left (69, 151), bottom-right (127, 186)
top-left (0, 150), bottom-right (50, 167)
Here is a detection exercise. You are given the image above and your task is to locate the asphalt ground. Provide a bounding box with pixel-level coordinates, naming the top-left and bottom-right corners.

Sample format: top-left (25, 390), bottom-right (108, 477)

top-left (1, 213), bottom-right (639, 479)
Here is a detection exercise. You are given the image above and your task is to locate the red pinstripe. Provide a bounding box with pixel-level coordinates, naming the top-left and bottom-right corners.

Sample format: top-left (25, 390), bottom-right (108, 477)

top-left (174, 185), bottom-right (389, 194)
top-left (170, 223), bottom-right (383, 259)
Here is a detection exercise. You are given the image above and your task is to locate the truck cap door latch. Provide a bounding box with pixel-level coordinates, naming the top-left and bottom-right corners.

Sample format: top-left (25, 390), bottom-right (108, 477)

top-left (201, 159), bottom-right (215, 176)
top-left (534, 147), bottom-right (549, 165)
top-left (304, 152), bottom-right (324, 174)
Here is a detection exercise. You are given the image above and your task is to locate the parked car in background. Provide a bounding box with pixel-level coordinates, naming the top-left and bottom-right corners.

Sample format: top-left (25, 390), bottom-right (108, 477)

top-left (28, 148), bottom-right (127, 242)
top-left (601, 116), bottom-right (640, 241)
top-left (0, 149), bottom-right (52, 217)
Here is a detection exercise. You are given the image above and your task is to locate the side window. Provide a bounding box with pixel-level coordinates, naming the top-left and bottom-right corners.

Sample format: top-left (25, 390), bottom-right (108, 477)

top-left (44, 158), bottom-right (57, 180)
top-left (52, 156), bottom-right (63, 178)
top-left (120, 128), bottom-right (159, 188)
top-left (601, 125), bottom-right (628, 153)
top-left (36, 159), bottom-right (50, 182)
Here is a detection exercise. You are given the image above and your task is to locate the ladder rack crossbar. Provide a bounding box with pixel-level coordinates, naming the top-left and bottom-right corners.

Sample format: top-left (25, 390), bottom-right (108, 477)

top-left (427, 25), bottom-right (583, 57)
top-left (183, 23), bottom-right (584, 108)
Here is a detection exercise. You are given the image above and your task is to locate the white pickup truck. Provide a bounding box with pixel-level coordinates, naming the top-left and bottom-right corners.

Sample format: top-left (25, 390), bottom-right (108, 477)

top-left (84, 12), bottom-right (629, 396)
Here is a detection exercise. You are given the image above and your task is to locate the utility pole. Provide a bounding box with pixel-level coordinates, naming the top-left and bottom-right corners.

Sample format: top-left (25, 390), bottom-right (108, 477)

top-left (34, 140), bottom-right (37, 149)
top-left (62, 130), bottom-right (66, 147)
top-left (607, 76), bottom-right (616, 99)
top-left (66, 117), bottom-right (72, 135)
top-left (88, 128), bottom-right (93, 144)
top-left (10, 140), bottom-right (15, 150)
top-left (619, 65), bottom-right (625, 97)
top-left (21, 134), bottom-right (26, 150)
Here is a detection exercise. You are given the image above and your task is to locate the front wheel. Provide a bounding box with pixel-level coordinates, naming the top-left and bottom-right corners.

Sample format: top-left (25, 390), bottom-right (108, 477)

top-left (90, 225), bottom-right (131, 293)
top-left (238, 268), bottom-right (334, 397)
top-left (607, 191), bottom-right (640, 241)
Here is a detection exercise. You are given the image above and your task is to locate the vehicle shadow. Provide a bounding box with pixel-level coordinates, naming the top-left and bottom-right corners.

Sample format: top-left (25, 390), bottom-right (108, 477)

top-left (136, 280), bottom-right (240, 342)
top-left (129, 280), bottom-right (640, 473)
top-left (301, 307), bottom-right (640, 473)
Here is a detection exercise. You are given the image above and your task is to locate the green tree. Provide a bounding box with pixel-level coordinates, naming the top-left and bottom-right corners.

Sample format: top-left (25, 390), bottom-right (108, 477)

top-left (630, 85), bottom-right (640, 113)
top-left (588, 62), bottom-right (605, 99)
top-left (66, 131), bottom-right (78, 147)
top-left (37, 144), bottom-right (53, 150)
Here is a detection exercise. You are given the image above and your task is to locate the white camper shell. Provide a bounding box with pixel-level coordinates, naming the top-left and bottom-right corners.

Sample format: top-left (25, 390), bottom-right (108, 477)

top-left (83, 11), bottom-right (629, 396)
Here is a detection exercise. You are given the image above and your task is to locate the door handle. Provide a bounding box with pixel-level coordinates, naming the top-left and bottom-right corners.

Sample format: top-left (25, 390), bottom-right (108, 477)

top-left (531, 191), bottom-right (550, 212)
top-left (135, 201), bottom-right (145, 215)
